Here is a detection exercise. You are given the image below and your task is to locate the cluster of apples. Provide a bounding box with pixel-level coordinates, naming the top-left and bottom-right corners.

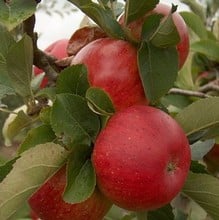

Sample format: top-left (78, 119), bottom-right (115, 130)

top-left (29, 3), bottom-right (191, 220)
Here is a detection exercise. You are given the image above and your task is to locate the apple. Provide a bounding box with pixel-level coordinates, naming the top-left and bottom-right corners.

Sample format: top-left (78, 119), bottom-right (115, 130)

top-left (71, 38), bottom-right (148, 111)
top-left (119, 3), bottom-right (189, 69)
top-left (92, 105), bottom-right (191, 211)
top-left (34, 39), bottom-right (69, 88)
top-left (28, 166), bottom-right (112, 220)
top-left (203, 143), bottom-right (219, 174)
top-left (30, 209), bottom-right (41, 220)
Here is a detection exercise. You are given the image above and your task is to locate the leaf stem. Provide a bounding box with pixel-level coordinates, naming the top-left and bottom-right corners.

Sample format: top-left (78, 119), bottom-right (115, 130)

top-left (136, 211), bottom-right (148, 220)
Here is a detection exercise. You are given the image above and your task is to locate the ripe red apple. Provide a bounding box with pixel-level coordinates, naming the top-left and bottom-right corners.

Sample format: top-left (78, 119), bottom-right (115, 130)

top-left (203, 143), bottom-right (219, 174)
top-left (30, 209), bottom-right (40, 220)
top-left (71, 38), bottom-right (148, 111)
top-left (28, 166), bottom-right (112, 220)
top-left (119, 3), bottom-right (189, 69)
top-left (34, 39), bottom-right (69, 88)
top-left (92, 105), bottom-right (191, 211)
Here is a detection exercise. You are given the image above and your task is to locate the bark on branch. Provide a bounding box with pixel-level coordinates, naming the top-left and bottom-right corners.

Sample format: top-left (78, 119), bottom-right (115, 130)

top-left (168, 88), bottom-right (210, 98)
top-left (23, 14), bottom-right (59, 86)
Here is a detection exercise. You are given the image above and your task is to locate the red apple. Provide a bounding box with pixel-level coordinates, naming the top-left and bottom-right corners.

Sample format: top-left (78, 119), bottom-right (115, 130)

top-left (34, 39), bottom-right (69, 88)
top-left (119, 3), bottom-right (189, 69)
top-left (71, 38), bottom-right (148, 111)
top-left (203, 143), bottom-right (219, 174)
top-left (30, 209), bottom-right (41, 220)
top-left (92, 105), bottom-right (191, 211)
top-left (28, 166), bottom-right (112, 220)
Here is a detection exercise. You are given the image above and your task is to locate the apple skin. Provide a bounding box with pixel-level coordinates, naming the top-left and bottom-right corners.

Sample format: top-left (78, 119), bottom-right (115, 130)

top-left (28, 166), bottom-right (112, 220)
top-left (203, 143), bottom-right (219, 174)
top-left (119, 3), bottom-right (189, 69)
top-left (92, 105), bottom-right (191, 211)
top-left (30, 209), bottom-right (40, 220)
top-left (71, 38), bottom-right (148, 111)
top-left (34, 39), bottom-right (69, 88)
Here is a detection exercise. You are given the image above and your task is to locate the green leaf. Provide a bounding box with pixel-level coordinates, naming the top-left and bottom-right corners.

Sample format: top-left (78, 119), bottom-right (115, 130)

top-left (0, 0), bottom-right (36, 31)
top-left (180, 12), bottom-right (208, 39)
top-left (190, 139), bottom-right (215, 161)
top-left (0, 157), bottom-right (19, 182)
top-left (124, 0), bottom-right (158, 25)
top-left (68, 0), bottom-right (125, 39)
top-left (180, 0), bottom-right (205, 22)
top-left (97, 0), bottom-right (109, 6)
top-left (64, 152), bottom-right (96, 204)
top-left (137, 42), bottom-right (178, 103)
top-left (136, 211), bottom-right (148, 220)
top-left (18, 124), bottom-right (56, 154)
top-left (141, 14), bottom-right (163, 41)
top-left (0, 143), bottom-right (69, 220)
top-left (56, 64), bottom-right (89, 96)
top-left (0, 84), bottom-right (15, 104)
top-left (191, 40), bottom-right (219, 62)
top-left (151, 5), bottom-right (180, 48)
top-left (2, 109), bottom-right (33, 146)
top-left (105, 205), bottom-right (136, 220)
top-left (39, 106), bottom-right (52, 125)
top-left (36, 87), bottom-right (57, 102)
top-left (175, 53), bottom-right (195, 90)
top-left (0, 156), bottom-right (6, 166)
top-left (64, 146), bottom-right (91, 202)
top-left (175, 97), bottom-right (219, 136)
top-left (203, 125), bottom-right (219, 140)
top-left (161, 94), bottom-right (192, 115)
top-left (68, 160), bottom-right (95, 203)
top-left (183, 172), bottom-right (219, 220)
top-left (0, 26), bottom-right (16, 87)
top-left (86, 87), bottom-right (115, 116)
top-left (8, 202), bottom-right (31, 220)
top-left (148, 204), bottom-right (174, 220)
top-left (0, 26), bottom-right (15, 55)
top-left (50, 94), bottom-right (100, 148)
top-left (190, 161), bottom-right (208, 174)
top-left (6, 35), bottom-right (33, 99)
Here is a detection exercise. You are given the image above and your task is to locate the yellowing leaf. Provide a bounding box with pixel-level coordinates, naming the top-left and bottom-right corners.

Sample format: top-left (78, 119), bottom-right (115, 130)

top-left (0, 143), bottom-right (69, 220)
top-left (183, 172), bottom-right (219, 220)
top-left (175, 97), bottom-right (219, 136)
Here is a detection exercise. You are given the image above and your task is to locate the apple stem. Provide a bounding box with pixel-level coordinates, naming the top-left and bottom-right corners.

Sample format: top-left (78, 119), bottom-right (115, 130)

top-left (136, 211), bottom-right (148, 220)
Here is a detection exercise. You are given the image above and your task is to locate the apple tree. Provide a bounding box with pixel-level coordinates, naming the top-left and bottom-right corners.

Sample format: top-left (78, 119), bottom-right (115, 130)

top-left (0, 0), bottom-right (219, 219)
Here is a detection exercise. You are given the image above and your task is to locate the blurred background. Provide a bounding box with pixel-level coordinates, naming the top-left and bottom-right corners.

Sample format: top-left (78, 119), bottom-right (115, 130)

top-left (34, 0), bottom-right (190, 49)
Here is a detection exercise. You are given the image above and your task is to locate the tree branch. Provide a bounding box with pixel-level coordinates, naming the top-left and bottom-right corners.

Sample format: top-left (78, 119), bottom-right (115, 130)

top-left (168, 88), bottom-right (210, 98)
top-left (23, 14), bottom-right (59, 87)
top-left (198, 80), bottom-right (219, 93)
top-left (21, 14), bottom-right (60, 116)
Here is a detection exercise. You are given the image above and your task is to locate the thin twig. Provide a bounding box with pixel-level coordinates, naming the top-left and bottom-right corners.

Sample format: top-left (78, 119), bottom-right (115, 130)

top-left (169, 88), bottom-right (210, 98)
top-left (198, 80), bottom-right (219, 93)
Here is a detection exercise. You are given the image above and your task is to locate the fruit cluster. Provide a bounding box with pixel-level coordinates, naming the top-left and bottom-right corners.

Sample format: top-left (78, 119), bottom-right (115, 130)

top-left (29, 3), bottom-right (191, 220)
